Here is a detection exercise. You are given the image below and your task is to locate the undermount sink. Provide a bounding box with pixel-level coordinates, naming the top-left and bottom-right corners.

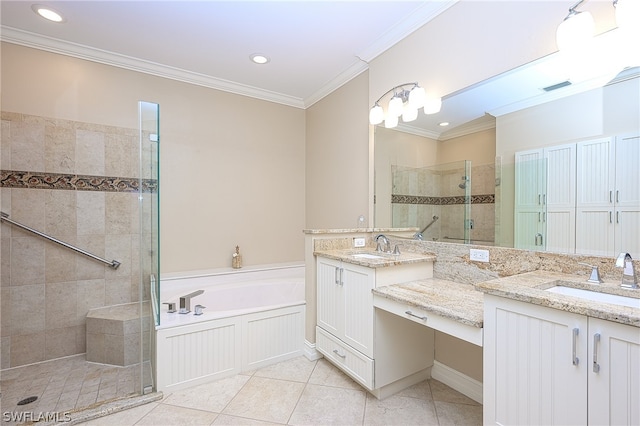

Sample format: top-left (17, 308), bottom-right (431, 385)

top-left (351, 253), bottom-right (387, 260)
top-left (545, 284), bottom-right (640, 309)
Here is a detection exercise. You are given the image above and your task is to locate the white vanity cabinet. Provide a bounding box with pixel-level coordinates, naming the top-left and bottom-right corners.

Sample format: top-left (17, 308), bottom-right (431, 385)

top-left (316, 254), bottom-right (434, 397)
top-left (484, 294), bottom-right (640, 425)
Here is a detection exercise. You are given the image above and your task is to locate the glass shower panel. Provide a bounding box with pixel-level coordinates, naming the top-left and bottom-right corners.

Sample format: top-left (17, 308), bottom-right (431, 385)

top-left (391, 160), bottom-right (470, 242)
top-left (139, 101), bottom-right (159, 393)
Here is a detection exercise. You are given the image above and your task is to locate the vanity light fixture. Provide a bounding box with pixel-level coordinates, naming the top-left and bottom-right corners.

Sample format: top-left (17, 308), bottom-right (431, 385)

top-left (250, 54), bottom-right (270, 64)
top-left (369, 82), bottom-right (440, 128)
top-left (556, 0), bottom-right (594, 52)
top-left (31, 4), bottom-right (65, 22)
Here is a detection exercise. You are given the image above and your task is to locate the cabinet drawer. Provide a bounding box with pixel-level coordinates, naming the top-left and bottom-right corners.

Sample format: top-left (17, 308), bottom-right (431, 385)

top-left (374, 295), bottom-right (483, 347)
top-left (316, 326), bottom-right (374, 389)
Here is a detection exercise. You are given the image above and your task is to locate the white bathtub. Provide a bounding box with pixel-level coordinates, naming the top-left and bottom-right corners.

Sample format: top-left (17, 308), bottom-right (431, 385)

top-left (155, 263), bottom-right (305, 392)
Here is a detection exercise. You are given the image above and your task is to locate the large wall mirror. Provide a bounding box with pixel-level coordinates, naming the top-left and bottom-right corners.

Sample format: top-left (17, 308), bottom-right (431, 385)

top-left (373, 44), bottom-right (640, 258)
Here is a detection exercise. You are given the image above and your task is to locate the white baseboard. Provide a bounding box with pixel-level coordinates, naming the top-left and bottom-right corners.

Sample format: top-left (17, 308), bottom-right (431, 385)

top-left (431, 360), bottom-right (483, 404)
top-left (303, 340), bottom-right (323, 361)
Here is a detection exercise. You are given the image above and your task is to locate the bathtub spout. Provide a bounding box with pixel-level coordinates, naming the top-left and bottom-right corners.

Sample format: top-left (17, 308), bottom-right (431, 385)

top-left (179, 290), bottom-right (204, 314)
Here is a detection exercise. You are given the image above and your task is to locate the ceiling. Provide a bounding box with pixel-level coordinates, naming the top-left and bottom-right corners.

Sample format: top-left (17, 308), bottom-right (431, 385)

top-left (0, 1), bottom-right (634, 139)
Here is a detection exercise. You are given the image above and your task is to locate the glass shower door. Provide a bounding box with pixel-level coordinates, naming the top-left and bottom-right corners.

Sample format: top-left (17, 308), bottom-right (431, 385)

top-left (139, 101), bottom-right (159, 393)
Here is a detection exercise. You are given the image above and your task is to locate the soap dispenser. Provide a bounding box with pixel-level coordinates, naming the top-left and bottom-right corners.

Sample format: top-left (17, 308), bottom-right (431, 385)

top-left (232, 245), bottom-right (242, 269)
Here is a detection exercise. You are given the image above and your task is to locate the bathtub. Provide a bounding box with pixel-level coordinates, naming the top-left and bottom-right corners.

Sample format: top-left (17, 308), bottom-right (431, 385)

top-left (155, 263), bottom-right (305, 392)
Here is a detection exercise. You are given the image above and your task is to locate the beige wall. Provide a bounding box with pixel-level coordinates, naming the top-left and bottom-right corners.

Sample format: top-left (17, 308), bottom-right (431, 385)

top-left (437, 128), bottom-right (496, 166)
top-left (1, 43), bottom-right (306, 273)
top-left (305, 72), bottom-right (370, 229)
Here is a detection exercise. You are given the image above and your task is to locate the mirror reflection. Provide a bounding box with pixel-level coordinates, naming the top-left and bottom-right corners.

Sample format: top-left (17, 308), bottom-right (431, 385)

top-left (373, 65), bottom-right (639, 257)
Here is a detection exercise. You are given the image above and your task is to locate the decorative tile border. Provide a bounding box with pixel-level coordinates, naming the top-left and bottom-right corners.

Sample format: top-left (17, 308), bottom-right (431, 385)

top-left (0, 170), bottom-right (157, 193)
top-left (392, 194), bottom-right (495, 205)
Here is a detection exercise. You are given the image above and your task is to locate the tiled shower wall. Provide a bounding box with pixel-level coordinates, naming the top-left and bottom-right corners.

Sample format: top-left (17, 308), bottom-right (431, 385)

top-left (391, 163), bottom-right (495, 244)
top-left (0, 112), bottom-right (143, 369)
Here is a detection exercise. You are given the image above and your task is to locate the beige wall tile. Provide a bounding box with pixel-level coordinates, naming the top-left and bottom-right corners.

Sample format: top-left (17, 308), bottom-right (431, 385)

top-left (76, 129), bottom-right (105, 176)
top-left (44, 326), bottom-right (78, 360)
top-left (85, 332), bottom-right (104, 363)
top-left (76, 191), bottom-right (105, 235)
top-left (76, 279), bottom-right (105, 324)
top-left (76, 234), bottom-right (106, 280)
top-left (105, 233), bottom-right (131, 278)
top-left (1, 119), bottom-right (11, 169)
top-left (11, 236), bottom-right (45, 286)
top-left (105, 192), bottom-right (131, 235)
top-left (45, 189), bottom-right (77, 236)
top-left (105, 277), bottom-right (131, 305)
top-left (1, 336), bottom-right (10, 369)
top-left (75, 324), bottom-right (86, 353)
top-left (103, 333), bottom-right (124, 365)
top-left (1, 287), bottom-right (10, 336)
top-left (105, 133), bottom-right (134, 178)
top-left (45, 124), bottom-right (75, 174)
top-left (11, 119), bottom-right (45, 172)
top-left (45, 239), bottom-right (78, 283)
top-left (11, 188), bottom-right (45, 230)
top-left (11, 331), bottom-right (46, 366)
top-left (45, 281), bottom-right (78, 329)
top-left (1, 235), bottom-right (11, 286)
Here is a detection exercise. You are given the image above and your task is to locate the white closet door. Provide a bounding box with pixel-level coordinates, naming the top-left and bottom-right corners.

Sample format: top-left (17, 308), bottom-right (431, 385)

top-left (614, 133), bottom-right (640, 208)
top-left (514, 149), bottom-right (545, 250)
top-left (576, 138), bottom-right (615, 256)
top-left (545, 143), bottom-right (576, 253)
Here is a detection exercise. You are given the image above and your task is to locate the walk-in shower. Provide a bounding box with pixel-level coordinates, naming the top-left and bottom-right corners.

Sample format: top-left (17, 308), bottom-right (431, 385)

top-left (390, 160), bottom-right (472, 243)
top-left (0, 101), bottom-right (160, 421)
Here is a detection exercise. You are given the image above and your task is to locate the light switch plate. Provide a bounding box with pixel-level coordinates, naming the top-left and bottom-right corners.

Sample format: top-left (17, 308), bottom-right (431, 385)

top-left (353, 237), bottom-right (366, 248)
top-left (470, 248), bottom-right (489, 262)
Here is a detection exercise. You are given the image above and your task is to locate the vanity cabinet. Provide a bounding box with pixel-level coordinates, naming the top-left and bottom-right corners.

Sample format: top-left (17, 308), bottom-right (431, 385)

top-left (316, 255), bottom-right (434, 397)
top-left (484, 295), bottom-right (640, 425)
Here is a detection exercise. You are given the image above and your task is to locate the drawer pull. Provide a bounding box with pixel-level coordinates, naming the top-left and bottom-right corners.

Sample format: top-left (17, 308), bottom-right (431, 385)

top-left (332, 349), bottom-right (346, 358)
top-left (405, 310), bottom-right (428, 321)
top-left (572, 328), bottom-right (579, 366)
top-left (593, 333), bottom-right (601, 373)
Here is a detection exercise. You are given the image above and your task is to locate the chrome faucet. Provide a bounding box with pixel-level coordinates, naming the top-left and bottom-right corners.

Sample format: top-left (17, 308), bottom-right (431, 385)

top-left (375, 234), bottom-right (391, 253)
top-left (179, 290), bottom-right (204, 314)
top-left (616, 253), bottom-right (638, 289)
top-left (578, 262), bottom-right (604, 284)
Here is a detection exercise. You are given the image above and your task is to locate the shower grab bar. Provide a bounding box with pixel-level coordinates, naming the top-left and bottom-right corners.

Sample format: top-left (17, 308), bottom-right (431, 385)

top-left (413, 216), bottom-right (440, 240)
top-left (0, 211), bottom-right (121, 269)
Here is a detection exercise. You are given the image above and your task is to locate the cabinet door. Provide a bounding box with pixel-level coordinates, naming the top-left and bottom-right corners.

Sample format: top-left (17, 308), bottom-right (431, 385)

top-left (484, 295), bottom-right (588, 425)
top-left (545, 143), bottom-right (576, 253)
top-left (614, 133), bottom-right (640, 258)
top-left (341, 263), bottom-right (375, 357)
top-left (316, 257), bottom-right (343, 337)
top-left (576, 138), bottom-right (616, 256)
top-left (515, 149), bottom-right (547, 250)
top-left (588, 318), bottom-right (640, 426)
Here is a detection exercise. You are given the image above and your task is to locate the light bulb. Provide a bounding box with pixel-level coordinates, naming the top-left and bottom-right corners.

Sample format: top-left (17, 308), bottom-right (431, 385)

top-left (423, 97), bottom-right (442, 115)
top-left (402, 105), bottom-right (418, 122)
top-left (385, 113), bottom-right (398, 129)
top-left (387, 95), bottom-right (404, 117)
top-left (369, 104), bottom-right (384, 125)
top-left (408, 86), bottom-right (426, 109)
top-left (556, 11), bottom-right (594, 51)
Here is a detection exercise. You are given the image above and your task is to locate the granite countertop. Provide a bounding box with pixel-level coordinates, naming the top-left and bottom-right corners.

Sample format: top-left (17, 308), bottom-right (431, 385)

top-left (477, 270), bottom-right (640, 327)
top-left (372, 279), bottom-right (484, 328)
top-left (314, 248), bottom-right (436, 268)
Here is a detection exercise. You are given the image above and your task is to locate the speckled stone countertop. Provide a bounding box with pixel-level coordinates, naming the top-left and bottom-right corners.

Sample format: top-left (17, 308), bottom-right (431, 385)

top-left (373, 278), bottom-right (484, 328)
top-left (314, 248), bottom-right (436, 268)
top-left (477, 270), bottom-right (640, 327)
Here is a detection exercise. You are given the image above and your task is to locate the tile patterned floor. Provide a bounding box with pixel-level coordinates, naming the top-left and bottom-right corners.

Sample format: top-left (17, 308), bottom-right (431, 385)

top-left (78, 356), bottom-right (482, 426)
top-left (0, 355), bottom-right (150, 425)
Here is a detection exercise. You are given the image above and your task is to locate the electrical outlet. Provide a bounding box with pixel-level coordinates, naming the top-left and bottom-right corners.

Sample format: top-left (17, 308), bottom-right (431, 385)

top-left (353, 237), bottom-right (366, 248)
top-left (470, 248), bottom-right (489, 263)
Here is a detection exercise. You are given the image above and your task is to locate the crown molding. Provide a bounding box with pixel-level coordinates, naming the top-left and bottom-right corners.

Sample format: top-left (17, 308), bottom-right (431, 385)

top-left (1, 26), bottom-right (307, 109)
top-left (304, 60), bottom-right (370, 108)
top-left (392, 123), bottom-right (441, 140)
top-left (438, 116), bottom-right (496, 141)
top-left (356, 0), bottom-right (459, 63)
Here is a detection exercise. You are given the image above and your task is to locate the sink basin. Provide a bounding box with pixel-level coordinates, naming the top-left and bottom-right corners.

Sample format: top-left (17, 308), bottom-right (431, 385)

top-left (351, 253), bottom-right (387, 260)
top-left (545, 285), bottom-right (640, 309)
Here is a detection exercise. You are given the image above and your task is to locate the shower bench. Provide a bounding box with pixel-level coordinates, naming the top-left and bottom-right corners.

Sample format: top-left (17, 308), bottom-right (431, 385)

top-left (86, 301), bottom-right (150, 366)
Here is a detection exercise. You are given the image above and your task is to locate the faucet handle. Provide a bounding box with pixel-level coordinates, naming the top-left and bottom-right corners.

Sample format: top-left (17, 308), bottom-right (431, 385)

top-left (392, 244), bottom-right (401, 255)
top-left (194, 305), bottom-right (206, 316)
top-left (163, 302), bottom-right (176, 313)
top-left (578, 263), bottom-right (604, 284)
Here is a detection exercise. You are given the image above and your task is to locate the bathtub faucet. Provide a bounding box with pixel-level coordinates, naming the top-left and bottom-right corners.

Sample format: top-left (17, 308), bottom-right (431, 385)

top-left (179, 290), bottom-right (204, 314)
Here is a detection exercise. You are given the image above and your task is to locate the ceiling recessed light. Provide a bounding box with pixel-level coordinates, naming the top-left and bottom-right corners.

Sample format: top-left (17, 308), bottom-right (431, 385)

top-left (32, 4), bottom-right (65, 22)
top-left (250, 54), bottom-right (270, 65)
top-left (439, 122), bottom-right (450, 127)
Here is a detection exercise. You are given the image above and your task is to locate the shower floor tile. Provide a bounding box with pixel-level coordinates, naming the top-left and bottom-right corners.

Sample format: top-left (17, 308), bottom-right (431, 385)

top-left (0, 354), bottom-right (150, 425)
